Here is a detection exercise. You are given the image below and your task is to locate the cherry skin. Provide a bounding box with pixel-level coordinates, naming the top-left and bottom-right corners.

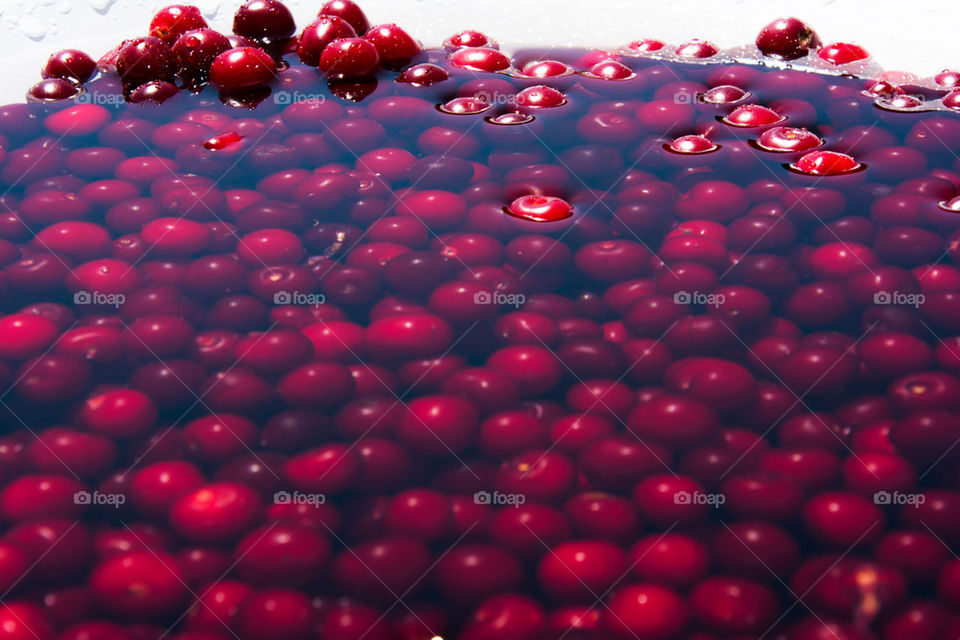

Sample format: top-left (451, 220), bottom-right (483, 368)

top-left (90, 551), bottom-right (187, 618)
top-left (793, 150), bottom-right (861, 175)
top-left (318, 0), bottom-right (369, 35)
top-left (116, 37), bottom-right (174, 87)
top-left (755, 17), bottom-right (820, 60)
top-left (724, 104), bottom-right (785, 127)
top-left (318, 37), bottom-right (380, 77)
top-left (210, 46), bottom-right (276, 88)
top-left (690, 577), bottom-right (779, 635)
top-left (168, 482), bottom-right (263, 542)
top-left (605, 584), bottom-right (688, 639)
top-left (449, 47), bottom-right (511, 72)
top-left (803, 491), bottom-right (885, 547)
top-left (150, 5), bottom-right (208, 45)
top-left (43, 49), bottom-right (97, 83)
top-left (536, 541), bottom-right (628, 600)
top-left (819, 42), bottom-right (870, 64)
top-left (758, 126), bottom-right (822, 152)
top-left (364, 24), bottom-right (420, 63)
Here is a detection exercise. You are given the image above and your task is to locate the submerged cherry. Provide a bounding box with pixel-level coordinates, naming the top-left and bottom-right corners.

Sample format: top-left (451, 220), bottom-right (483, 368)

top-left (210, 46), bottom-right (277, 88)
top-left (449, 47), bottom-right (511, 72)
top-left (723, 104), bottom-right (785, 127)
top-left (793, 150), bottom-right (861, 175)
top-left (701, 84), bottom-right (749, 104)
top-left (507, 195), bottom-right (573, 222)
top-left (668, 135), bottom-right (719, 154)
top-left (318, 37), bottom-right (380, 77)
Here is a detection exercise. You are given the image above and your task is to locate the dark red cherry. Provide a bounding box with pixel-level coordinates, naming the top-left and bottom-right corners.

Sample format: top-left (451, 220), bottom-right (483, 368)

top-left (755, 17), bottom-right (820, 60)
top-left (116, 37), bottom-right (174, 87)
top-left (297, 16), bottom-right (356, 65)
top-left (318, 0), bottom-right (369, 35)
top-left (150, 5), bottom-right (208, 45)
top-left (794, 150), bottom-right (861, 176)
top-left (758, 126), bottom-right (822, 152)
top-left (210, 46), bottom-right (277, 88)
top-left (27, 78), bottom-right (80, 102)
top-left (318, 38), bottom-right (380, 77)
top-left (233, 0), bottom-right (296, 42)
top-left (449, 47), bottom-right (510, 72)
top-left (172, 29), bottom-right (233, 81)
top-left (43, 49), bottom-right (97, 83)
top-left (364, 24), bottom-right (420, 63)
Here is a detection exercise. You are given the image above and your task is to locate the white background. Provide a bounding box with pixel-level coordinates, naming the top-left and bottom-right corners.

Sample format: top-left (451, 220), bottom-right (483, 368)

top-left (0, 0), bottom-right (958, 104)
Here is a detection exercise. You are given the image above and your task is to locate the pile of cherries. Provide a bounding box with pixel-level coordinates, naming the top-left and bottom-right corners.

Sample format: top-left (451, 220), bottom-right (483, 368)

top-left (5, 1), bottom-right (960, 639)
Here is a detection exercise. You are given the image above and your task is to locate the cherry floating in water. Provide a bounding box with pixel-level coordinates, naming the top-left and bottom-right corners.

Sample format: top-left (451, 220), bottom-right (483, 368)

top-left (755, 17), bottom-right (820, 60)
top-left (757, 126), bottom-right (823, 152)
top-left (675, 39), bottom-right (718, 58)
top-left (792, 150), bottom-right (862, 175)
top-left (487, 112), bottom-right (535, 125)
top-left (149, 4), bottom-right (208, 45)
top-left (506, 195), bottom-right (573, 222)
top-left (701, 84), bottom-right (749, 104)
top-left (397, 62), bottom-right (449, 86)
top-left (629, 38), bottom-right (665, 52)
top-left (516, 85), bottom-right (566, 109)
top-left (318, 37), bottom-right (380, 77)
top-left (203, 132), bottom-right (246, 150)
top-left (42, 49), bottom-right (97, 83)
top-left (876, 93), bottom-right (925, 111)
top-left (581, 60), bottom-right (631, 81)
top-left (449, 47), bottom-right (511, 72)
top-left (445, 30), bottom-right (491, 49)
top-left (818, 42), bottom-right (870, 64)
top-left (519, 60), bottom-right (572, 78)
top-left (723, 104), bottom-right (785, 127)
top-left (439, 97), bottom-right (491, 115)
top-left (209, 46), bottom-right (277, 88)
top-left (944, 90), bottom-right (960, 110)
top-left (667, 135), bottom-right (719, 154)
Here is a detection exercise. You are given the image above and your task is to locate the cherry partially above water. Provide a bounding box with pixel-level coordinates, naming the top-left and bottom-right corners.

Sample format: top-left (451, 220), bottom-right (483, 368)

top-left (0, 3), bottom-right (958, 640)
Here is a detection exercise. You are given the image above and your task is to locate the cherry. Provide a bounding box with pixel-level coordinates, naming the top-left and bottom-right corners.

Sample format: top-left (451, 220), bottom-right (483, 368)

top-left (628, 533), bottom-right (709, 587)
top-left (586, 60), bottom-right (635, 80)
top-left (397, 63), bottom-right (449, 86)
top-left (318, 0), bottom-right (369, 35)
top-left (235, 524), bottom-right (331, 586)
top-left (712, 521), bottom-right (800, 578)
top-left (605, 584), bottom-right (688, 639)
top-left (237, 589), bottom-right (312, 640)
top-left (91, 551), bottom-right (187, 618)
top-left (0, 602), bottom-right (54, 640)
top-left (0, 313), bottom-right (59, 360)
top-left (819, 42), bottom-right (870, 64)
top-left (446, 30), bottom-right (490, 48)
top-left (364, 24), bottom-right (420, 63)
top-left (758, 125), bottom-right (823, 152)
top-left (460, 595), bottom-right (546, 640)
top-left (150, 5), bottom-right (208, 45)
top-left (803, 491), bottom-right (885, 547)
top-left (723, 104), bottom-right (785, 127)
top-left (116, 37), bottom-right (174, 87)
top-left (434, 544), bottom-right (523, 603)
top-left (210, 47), bottom-right (277, 88)
top-left (690, 577), bottom-right (779, 635)
top-left (668, 134), bottom-right (719, 154)
top-left (628, 38), bottom-right (665, 51)
top-left (675, 39), bottom-right (719, 58)
top-left (169, 483), bottom-right (263, 541)
top-left (755, 17), bottom-right (820, 60)
top-left (449, 48), bottom-right (511, 72)
top-left (319, 38), bottom-right (380, 77)
top-left (793, 150), bottom-right (861, 176)
top-left (537, 541), bottom-right (628, 600)
top-left (43, 49), bottom-right (97, 83)
top-left (27, 78), bottom-right (80, 102)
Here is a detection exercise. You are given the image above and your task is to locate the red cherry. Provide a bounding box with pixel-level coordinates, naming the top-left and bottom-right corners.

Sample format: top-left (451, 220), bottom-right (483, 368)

top-left (91, 551), bottom-right (187, 618)
top-left (803, 491), bottom-right (885, 547)
top-left (756, 17), bottom-right (820, 60)
top-left (690, 577), bottom-right (779, 635)
top-left (819, 42), bottom-right (870, 64)
top-left (793, 150), bottom-right (861, 175)
top-left (210, 47), bottom-right (277, 88)
top-left (536, 541), bottom-right (628, 600)
top-left (233, 0), bottom-right (296, 42)
top-left (628, 533), bottom-right (709, 586)
top-left (42, 49), bottom-right (97, 83)
top-left (169, 483), bottom-right (263, 541)
top-left (758, 126), bottom-right (823, 152)
top-left (449, 47), bottom-right (511, 72)
top-left (675, 39), bottom-right (718, 58)
top-left (149, 5), bottom-right (207, 45)
top-left (318, 0), bottom-right (369, 35)
top-left (506, 195), bottom-right (573, 222)
top-left (723, 104), bottom-right (785, 127)
top-left (668, 134), bottom-right (719, 154)
top-left (605, 584), bottom-right (688, 639)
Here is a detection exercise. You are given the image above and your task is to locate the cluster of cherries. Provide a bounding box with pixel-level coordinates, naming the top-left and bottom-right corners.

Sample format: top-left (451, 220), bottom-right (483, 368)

top-left (4, 2), bottom-right (960, 640)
